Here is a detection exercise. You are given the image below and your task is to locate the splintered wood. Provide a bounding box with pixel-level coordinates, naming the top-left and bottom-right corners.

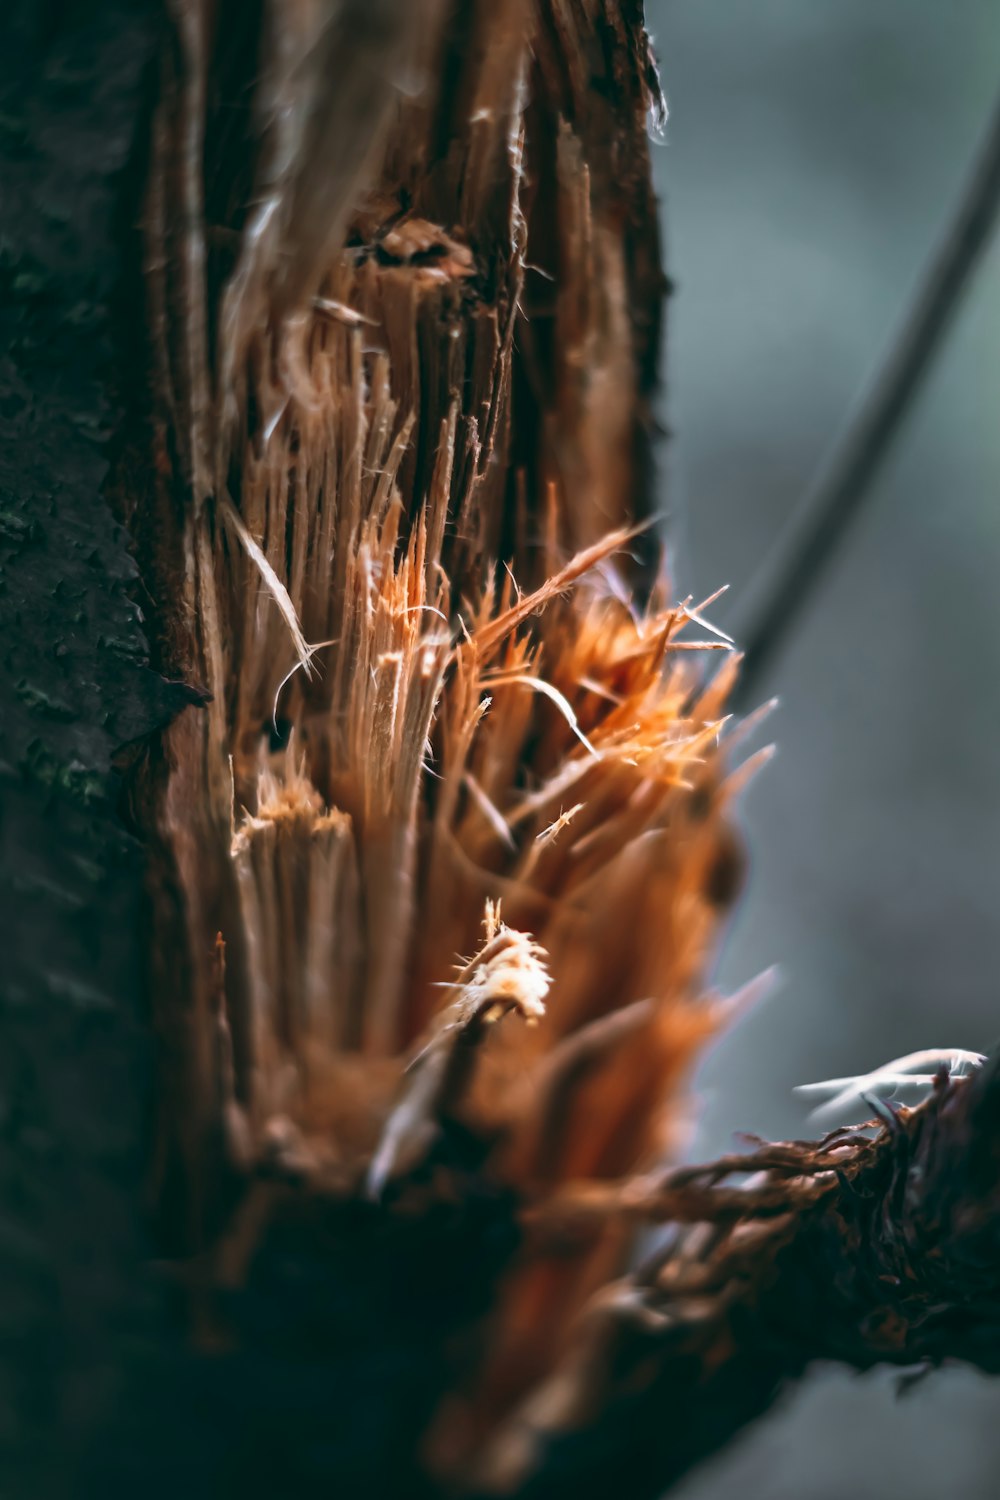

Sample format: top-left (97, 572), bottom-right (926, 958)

top-left (134, 0), bottom-right (764, 1486)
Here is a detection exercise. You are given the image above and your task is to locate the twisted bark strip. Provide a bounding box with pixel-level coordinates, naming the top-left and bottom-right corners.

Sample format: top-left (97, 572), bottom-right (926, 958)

top-left (471, 1058), bottom-right (1000, 1496)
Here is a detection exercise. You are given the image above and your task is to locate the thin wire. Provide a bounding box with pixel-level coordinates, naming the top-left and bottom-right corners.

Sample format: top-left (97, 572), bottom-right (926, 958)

top-left (732, 92), bottom-right (1000, 710)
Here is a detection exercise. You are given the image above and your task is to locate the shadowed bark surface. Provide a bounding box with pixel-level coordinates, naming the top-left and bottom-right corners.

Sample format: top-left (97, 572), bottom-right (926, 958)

top-left (0, 5), bottom-right (182, 1494)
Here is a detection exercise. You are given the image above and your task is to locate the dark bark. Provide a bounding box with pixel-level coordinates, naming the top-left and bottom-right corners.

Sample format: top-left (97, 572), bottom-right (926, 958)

top-left (0, 6), bottom-right (182, 1495)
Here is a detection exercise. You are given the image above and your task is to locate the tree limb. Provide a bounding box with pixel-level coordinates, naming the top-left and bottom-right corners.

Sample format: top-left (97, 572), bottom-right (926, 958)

top-left (470, 1055), bottom-right (1000, 1497)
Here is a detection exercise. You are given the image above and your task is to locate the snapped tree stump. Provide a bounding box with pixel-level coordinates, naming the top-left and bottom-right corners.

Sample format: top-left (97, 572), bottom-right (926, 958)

top-left (1, 4), bottom-right (998, 1498)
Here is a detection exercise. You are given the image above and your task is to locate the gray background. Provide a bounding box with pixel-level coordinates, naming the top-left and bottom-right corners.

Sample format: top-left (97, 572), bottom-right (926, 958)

top-left (645, 1), bottom-right (1000, 1494)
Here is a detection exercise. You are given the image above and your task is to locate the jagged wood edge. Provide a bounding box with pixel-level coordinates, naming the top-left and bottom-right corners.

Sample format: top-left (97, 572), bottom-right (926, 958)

top-left (465, 1056), bottom-right (1000, 1497)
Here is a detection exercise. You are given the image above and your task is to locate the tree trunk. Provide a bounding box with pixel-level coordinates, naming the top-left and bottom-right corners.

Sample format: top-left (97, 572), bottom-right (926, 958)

top-left (1, 5), bottom-right (998, 1500)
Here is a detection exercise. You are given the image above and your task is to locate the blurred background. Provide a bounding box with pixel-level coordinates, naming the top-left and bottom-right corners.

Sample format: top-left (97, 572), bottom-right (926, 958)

top-left (645, 1), bottom-right (1000, 1494)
